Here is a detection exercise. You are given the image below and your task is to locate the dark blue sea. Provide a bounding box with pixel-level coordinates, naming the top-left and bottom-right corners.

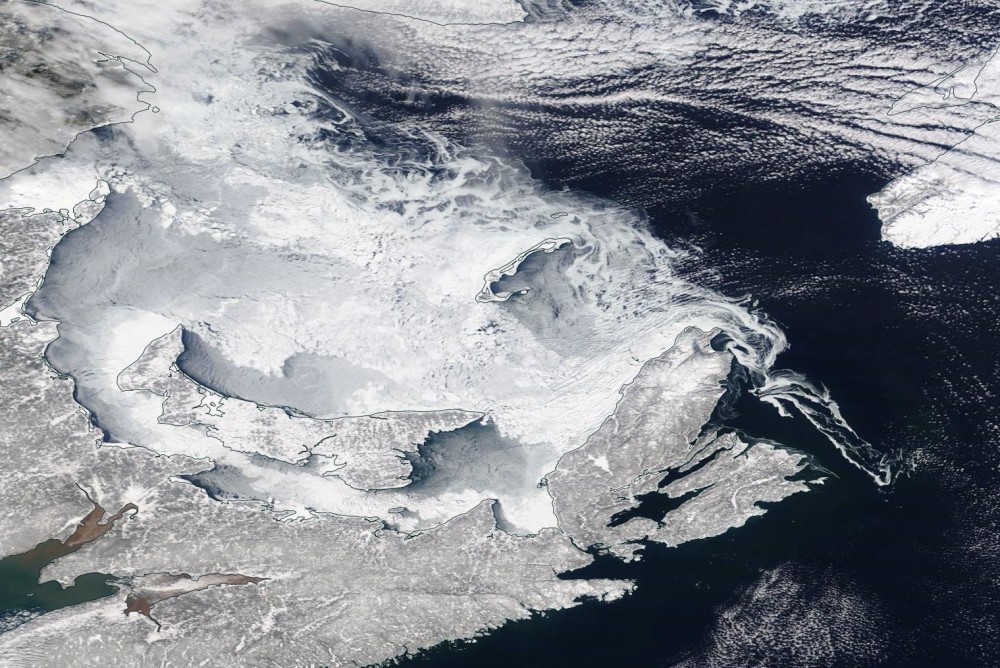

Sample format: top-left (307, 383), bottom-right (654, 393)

top-left (306, 26), bottom-right (1000, 664)
top-left (8, 10), bottom-right (1000, 663)
top-left (387, 162), bottom-right (1000, 666)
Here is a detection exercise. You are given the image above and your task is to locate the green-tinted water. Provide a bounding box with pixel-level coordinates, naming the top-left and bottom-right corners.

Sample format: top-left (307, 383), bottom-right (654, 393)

top-left (0, 537), bottom-right (117, 630)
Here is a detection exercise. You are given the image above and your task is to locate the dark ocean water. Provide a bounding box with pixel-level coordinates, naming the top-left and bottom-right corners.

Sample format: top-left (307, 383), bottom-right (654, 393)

top-left (390, 165), bottom-right (1000, 666)
top-left (0, 541), bottom-right (117, 633)
top-left (5, 16), bottom-right (1000, 662)
top-left (300, 18), bottom-right (1000, 662)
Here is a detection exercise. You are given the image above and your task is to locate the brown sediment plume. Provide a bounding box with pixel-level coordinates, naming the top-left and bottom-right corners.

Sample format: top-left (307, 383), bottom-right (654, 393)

top-left (64, 499), bottom-right (139, 548)
top-left (17, 490), bottom-right (139, 568)
top-left (124, 593), bottom-right (154, 620)
top-left (124, 572), bottom-right (267, 630)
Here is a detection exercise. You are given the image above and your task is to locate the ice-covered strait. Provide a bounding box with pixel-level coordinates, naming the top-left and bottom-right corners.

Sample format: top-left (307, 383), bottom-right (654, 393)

top-left (0, 0), bottom-right (907, 662)
top-left (15, 0), bottom-right (895, 537)
top-left (30, 85), bottom-right (884, 544)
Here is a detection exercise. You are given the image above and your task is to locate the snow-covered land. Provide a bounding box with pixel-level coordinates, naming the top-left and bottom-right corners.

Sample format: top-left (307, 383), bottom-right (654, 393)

top-left (0, 0), bottom-right (965, 664)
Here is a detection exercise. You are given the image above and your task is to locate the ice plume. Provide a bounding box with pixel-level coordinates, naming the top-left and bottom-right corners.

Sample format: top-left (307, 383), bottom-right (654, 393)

top-left (688, 303), bottom-right (899, 487)
top-left (17, 0), bottom-right (895, 540)
top-left (757, 371), bottom-right (898, 485)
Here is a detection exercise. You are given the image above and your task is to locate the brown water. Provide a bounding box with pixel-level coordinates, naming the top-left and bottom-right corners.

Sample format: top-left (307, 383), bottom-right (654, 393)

top-left (0, 496), bottom-right (137, 633)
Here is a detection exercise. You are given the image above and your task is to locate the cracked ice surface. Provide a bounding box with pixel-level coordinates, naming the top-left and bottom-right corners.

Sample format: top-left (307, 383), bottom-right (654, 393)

top-left (20, 0), bottom-right (812, 534)
top-left (0, 0), bottom-right (904, 664)
top-left (0, 315), bottom-right (631, 666)
top-left (119, 326), bottom-right (481, 487)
